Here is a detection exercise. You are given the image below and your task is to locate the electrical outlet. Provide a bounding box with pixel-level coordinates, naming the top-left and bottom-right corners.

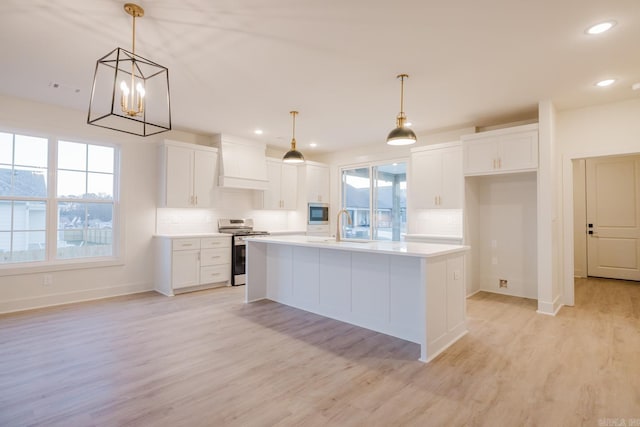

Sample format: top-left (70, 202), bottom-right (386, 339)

top-left (492, 256), bottom-right (498, 265)
top-left (499, 279), bottom-right (508, 288)
top-left (42, 274), bottom-right (53, 287)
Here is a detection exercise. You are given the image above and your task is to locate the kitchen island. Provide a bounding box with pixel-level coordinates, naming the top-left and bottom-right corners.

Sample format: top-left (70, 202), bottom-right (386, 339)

top-left (245, 235), bottom-right (470, 362)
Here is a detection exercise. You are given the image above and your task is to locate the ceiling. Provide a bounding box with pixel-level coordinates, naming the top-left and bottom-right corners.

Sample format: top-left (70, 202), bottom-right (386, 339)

top-left (1, 0), bottom-right (639, 154)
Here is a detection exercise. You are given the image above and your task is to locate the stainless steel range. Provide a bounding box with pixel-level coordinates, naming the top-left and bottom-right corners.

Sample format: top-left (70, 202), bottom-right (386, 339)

top-left (218, 219), bottom-right (269, 286)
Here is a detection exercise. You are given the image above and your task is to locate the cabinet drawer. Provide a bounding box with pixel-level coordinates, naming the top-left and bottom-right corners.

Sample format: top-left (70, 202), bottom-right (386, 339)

top-left (172, 238), bottom-right (201, 251)
top-left (201, 264), bottom-right (230, 284)
top-left (201, 237), bottom-right (231, 249)
top-left (201, 248), bottom-right (231, 266)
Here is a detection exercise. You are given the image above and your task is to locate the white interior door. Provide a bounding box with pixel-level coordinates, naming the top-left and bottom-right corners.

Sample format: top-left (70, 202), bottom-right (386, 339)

top-left (586, 155), bottom-right (640, 280)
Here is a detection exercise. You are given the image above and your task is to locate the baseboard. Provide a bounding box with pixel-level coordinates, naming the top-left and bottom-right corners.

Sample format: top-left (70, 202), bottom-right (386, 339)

top-left (466, 289), bottom-right (482, 298)
top-left (0, 281), bottom-right (153, 314)
top-left (478, 288), bottom-right (537, 300)
top-left (537, 294), bottom-right (564, 316)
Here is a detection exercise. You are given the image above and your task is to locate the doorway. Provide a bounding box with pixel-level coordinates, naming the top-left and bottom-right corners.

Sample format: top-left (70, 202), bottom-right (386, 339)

top-left (573, 154), bottom-right (640, 281)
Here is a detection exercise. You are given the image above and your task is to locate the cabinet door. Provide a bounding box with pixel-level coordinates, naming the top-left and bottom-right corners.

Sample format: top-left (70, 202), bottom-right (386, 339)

top-left (193, 149), bottom-right (217, 208)
top-left (307, 164), bottom-right (330, 203)
top-left (280, 163), bottom-right (298, 209)
top-left (463, 138), bottom-right (498, 175)
top-left (498, 130), bottom-right (538, 172)
top-left (263, 161), bottom-right (283, 209)
top-left (165, 144), bottom-right (194, 207)
top-left (411, 150), bottom-right (442, 209)
top-left (172, 249), bottom-right (200, 289)
top-left (440, 147), bottom-right (463, 208)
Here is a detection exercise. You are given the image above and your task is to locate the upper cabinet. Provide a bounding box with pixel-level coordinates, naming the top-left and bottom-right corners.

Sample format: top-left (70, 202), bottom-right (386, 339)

top-left (256, 159), bottom-right (298, 210)
top-left (410, 142), bottom-right (463, 209)
top-left (305, 163), bottom-right (330, 203)
top-left (462, 124), bottom-right (538, 176)
top-left (159, 140), bottom-right (218, 208)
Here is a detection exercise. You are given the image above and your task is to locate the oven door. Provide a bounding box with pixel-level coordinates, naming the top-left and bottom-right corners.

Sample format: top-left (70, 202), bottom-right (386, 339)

top-left (232, 238), bottom-right (246, 286)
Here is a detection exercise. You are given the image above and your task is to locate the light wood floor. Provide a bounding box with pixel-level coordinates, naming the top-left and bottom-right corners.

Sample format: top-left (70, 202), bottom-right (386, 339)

top-left (1, 277), bottom-right (639, 426)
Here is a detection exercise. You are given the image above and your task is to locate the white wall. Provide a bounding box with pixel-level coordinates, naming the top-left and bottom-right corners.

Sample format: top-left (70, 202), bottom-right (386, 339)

top-left (557, 97), bottom-right (640, 306)
top-left (0, 94), bottom-right (160, 312)
top-left (466, 173), bottom-right (538, 299)
top-left (537, 100), bottom-right (561, 315)
top-left (572, 159), bottom-right (587, 277)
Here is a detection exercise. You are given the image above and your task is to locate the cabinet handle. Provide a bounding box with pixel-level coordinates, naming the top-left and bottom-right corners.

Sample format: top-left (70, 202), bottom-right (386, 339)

top-left (498, 158), bottom-right (502, 169)
top-left (492, 159), bottom-right (496, 169)
top-left (195, 195), bottom-right (198, 205)
top-left (183, 243), bottom-right (193, 247)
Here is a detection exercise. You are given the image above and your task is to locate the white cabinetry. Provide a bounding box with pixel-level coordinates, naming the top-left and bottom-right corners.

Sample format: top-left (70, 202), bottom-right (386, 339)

top-left (155, 235), bottom-right (231, 296)
top-left (462, 124), bottom-right (538, 176)
top-left (410, 142), bottom-right (463, 209)
top-left (159, 140), bottom-right (218, 208)
top-left (305, 163), bottom-right (330, 203)
top-left (257, 159), bottom-right (298, 209)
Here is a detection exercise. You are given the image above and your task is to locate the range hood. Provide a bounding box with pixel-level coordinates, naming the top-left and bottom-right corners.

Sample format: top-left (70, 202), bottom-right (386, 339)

top-left (218, 136), bottom-right (269, 190)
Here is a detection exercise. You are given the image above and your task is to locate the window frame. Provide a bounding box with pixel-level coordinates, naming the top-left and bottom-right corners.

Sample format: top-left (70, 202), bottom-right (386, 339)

top-left (339, 158), bottom-right (408, 242)
top-left (0, 129), bottom-right (122, 276)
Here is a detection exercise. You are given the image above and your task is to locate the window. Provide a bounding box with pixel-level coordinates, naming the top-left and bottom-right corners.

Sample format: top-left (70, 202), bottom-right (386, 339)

top-left (57, 141), bottom-right (115, 259)
top-left (0, 131), bottom-right (118, 266)
top-left (0, 133), bottom-right (48, 263)
top-left (340, 162), bottom-right (407, 241)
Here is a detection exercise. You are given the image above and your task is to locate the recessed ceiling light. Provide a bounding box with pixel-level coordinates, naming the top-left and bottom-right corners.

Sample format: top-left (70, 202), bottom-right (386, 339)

top-left (309, 142), bottom-right (317, 148)
top-left (596, 79), bottom-right (616, 87)
top-left (586, 21), bottom-right (616, 35)
top-left (632, 82), bottom-right (640, 91)
top-left (254, 129), bottom-right (263, 135)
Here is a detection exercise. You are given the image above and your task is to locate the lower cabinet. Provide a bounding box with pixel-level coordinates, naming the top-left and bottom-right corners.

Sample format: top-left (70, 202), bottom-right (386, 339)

top-left (155, 235), bottom-right (231, 296)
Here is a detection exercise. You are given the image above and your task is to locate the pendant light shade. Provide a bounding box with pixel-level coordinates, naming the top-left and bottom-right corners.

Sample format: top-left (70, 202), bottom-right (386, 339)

top-left (87, 3), bottom-right (171, 137)
top-left (386, 74), bottom-right (417, 146)
top-left (283, 111), bottom-right (305, 164)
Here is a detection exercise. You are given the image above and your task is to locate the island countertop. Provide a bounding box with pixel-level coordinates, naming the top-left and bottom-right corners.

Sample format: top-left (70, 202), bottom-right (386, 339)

top-left (245, 234), bottom-right (469, 257)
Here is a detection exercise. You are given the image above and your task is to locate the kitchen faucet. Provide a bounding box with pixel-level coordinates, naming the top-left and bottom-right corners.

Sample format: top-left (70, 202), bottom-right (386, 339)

top-left (336, 209), bottom-right (352, 242)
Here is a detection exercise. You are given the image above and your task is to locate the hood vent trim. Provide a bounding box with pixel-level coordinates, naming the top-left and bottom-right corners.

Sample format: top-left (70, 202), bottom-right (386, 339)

top-left (218, 137), bottom-right (269, 190)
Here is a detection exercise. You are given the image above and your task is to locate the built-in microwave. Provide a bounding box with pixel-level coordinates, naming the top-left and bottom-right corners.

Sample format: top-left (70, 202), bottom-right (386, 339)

top-left (308, 202), bottom-right (329, 225)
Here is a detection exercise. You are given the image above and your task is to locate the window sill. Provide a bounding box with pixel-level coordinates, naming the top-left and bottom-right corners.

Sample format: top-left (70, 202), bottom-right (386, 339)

top-left (0, 257), bottom-right (124, 277)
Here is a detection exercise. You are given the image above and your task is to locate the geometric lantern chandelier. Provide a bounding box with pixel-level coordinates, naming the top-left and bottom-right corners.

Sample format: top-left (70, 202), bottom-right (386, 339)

top-left (87, 3), bottom-right (171, 137)
top-left (386, 73), bottom-right (417, 146)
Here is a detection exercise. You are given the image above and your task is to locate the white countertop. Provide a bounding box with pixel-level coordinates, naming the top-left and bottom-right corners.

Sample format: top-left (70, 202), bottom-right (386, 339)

top-left (245, 235), bottom-right (469, 258)
top-left (154, 232), bottom-right (230, 238)
top-left (403, 234), bottom-right (464, 243)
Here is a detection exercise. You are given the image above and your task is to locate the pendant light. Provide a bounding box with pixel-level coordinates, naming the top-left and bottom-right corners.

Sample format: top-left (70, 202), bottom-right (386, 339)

top-left (88, 3), bottom-right (171, 137)
top-left (283, 111), bottom-right (305, 164)
top-left (386, 74), bottom-right (417, 146)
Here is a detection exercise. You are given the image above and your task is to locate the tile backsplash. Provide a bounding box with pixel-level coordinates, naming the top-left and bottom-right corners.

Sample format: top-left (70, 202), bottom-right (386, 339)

top-left (409, 209), bottom-right (463, 237)
top-left (155, 188), bottom-right (305, 234)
